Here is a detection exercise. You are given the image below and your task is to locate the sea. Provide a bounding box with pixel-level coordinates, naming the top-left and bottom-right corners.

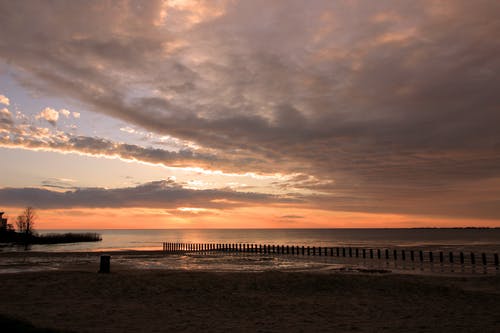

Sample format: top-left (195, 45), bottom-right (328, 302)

top-left (1, 229), bottom-right (499, 274)
top-left (3, 228), bottom-right (500, 253)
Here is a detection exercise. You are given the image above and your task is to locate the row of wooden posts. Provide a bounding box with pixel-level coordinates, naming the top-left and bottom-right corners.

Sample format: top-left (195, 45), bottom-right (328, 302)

top-left (162, 242), bottom-right (500, 268)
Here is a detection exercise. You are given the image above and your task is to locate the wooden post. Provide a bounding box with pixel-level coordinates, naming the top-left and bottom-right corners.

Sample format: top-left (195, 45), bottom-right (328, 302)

top-left (410, 250), bottom-right (415, 262)
top-left (429, 251), bottom-right (434, 263)
top-left (370, 249), bottom-right (374, 259)
top-left (393, 249), bottom-right (397, 260)
top-left (449, 252), bottom-right (454, 264)
top-left (402, 250), bottom-right (406, 261)
top-left (99, 255), bottom-right (110, 273)
top-left (349, 247), bottom-right (352, 257)
top-left (362, 249), bottom-right (366, 258)
top-left (342, 248), bottom-right (346, 257)
top-left (377, 249), bottom-right (381, 259)
top-left (439, 252), bottom-right (444, 264)
top-left (330, 247), bottom-right (334, 256)
top-left (318, 246), bottom-right (322, 256)
top-left (471, 252), bottom-right (475, 265)
top-left (494, 253), bottom-right (499, 268)
top-left (355, 248), bottom-right (359, 258)
top-left (307, 246), bottom-right (310, 256)
top-left (419, 250), bottom-right (424, 263)
top-left (385, 249), bottom-right (389, 260)
top-left (312, 246), bottom-right (316, 256)
top-left (302, 246), bottom-right (305, 255)
top-left (336, 247), bottom-right (340, 257)
top-left (460, 252), bottom-right (464, 265)
top-left (482, 253), bottom-right (487, 266)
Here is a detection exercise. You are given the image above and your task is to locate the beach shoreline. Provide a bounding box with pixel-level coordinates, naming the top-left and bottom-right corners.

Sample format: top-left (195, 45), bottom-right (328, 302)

top-left (0, 251), bottom-right (499, 332)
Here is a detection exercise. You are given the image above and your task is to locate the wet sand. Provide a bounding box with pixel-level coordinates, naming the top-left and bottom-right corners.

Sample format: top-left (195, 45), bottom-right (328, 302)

top-left (0, 252), bottom-right (499, 332)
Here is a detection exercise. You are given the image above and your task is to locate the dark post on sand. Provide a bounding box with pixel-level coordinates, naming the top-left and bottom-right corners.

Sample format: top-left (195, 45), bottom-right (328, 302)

top-left (99, 255), bottom-right (111, 273)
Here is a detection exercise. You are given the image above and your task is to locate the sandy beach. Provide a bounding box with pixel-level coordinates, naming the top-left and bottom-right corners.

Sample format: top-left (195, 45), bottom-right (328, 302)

top-left (0, 252), bottom-right (499, 332)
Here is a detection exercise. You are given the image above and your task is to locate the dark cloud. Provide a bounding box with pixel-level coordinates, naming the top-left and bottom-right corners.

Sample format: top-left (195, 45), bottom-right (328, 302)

top-left (1, 1), bottom-right (500, 219)
top-left (0, 108), bottom-right (13, 126)
top-left (0, 123), bottom-right (258, 171)
top-left (0, 180), bottom-right (297, 209)
top-left (41, 178), bottom-right (78, 190)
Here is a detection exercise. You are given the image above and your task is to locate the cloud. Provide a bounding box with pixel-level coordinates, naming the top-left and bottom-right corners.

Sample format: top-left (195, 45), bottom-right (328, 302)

top-left (120, 126), bottom-right (136, 134)
top-left (0, 179), bottom-right (296, 209)
top-left (0, 1), bottom-right (499, 220)
top-left (59, 109), bottom-right (71, 118)
top-left (0, 121), bottom-right (265, 173)
top-left (0, 107), bottom-right (13, 125)
top-left (36, 107), bottom-right (59, 126)
top-left (41, 178), bottom-right (77, 190)
top-left (0, 94), bottom-right (9, 106)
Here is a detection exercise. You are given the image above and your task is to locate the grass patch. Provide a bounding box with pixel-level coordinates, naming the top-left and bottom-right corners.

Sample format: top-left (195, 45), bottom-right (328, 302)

top-left (31, 233), bottom-right (102, 244)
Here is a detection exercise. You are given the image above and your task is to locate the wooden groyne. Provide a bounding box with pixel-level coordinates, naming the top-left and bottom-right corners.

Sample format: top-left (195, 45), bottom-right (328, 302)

top-left (162, 242), bottom-right (499, 271)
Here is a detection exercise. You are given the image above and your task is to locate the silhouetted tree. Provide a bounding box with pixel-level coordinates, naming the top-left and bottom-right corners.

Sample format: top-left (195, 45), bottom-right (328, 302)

top-left (16, 215), bottom-right (26, 233)
top-left (16, 207), bottom-right (36, 237)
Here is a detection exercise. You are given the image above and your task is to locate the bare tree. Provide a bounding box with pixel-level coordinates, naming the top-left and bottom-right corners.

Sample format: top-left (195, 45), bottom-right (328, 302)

top-left (16, 215), bottom-right (26, 233)
top-left (17, 207), bottom-right (36, 236)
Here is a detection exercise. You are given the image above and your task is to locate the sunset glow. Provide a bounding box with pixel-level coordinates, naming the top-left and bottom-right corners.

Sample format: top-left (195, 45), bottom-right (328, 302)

top-left (1, 1), bottom-right (499, 228)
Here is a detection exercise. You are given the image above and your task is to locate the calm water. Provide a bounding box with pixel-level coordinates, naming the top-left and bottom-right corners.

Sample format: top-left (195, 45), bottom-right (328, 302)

top-left (1, 229), bottom-right (499, 274)
top-left (3, 228), bottom-right (499, 253)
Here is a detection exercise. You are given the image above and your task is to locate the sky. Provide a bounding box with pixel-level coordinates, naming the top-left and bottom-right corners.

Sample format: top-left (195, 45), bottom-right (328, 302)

top-left (0, 0), bottom-right (499, 229)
